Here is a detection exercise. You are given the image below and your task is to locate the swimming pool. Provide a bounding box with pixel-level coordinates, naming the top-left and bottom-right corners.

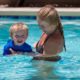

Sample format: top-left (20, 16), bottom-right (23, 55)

top-left (0, 16), bottom-right (80, 80)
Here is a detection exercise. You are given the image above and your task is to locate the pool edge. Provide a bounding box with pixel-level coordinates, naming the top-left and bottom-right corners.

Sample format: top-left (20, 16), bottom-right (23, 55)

top-left (0, 7), bottom-right (80, 16)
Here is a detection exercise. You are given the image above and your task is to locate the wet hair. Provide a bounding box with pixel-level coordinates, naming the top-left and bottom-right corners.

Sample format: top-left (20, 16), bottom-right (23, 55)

top-left (58, 20), bottom-right (66, 51)
top-left (37, 5), bottom-right (58, 24)
top-left (37, 5), bottom-right (66, 51)
top-left (10, 22), bottom-right (28, 38)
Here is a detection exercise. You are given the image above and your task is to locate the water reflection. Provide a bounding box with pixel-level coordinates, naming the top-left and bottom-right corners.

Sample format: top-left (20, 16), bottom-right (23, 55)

top-left (30, 60), bottom-right (60, 80)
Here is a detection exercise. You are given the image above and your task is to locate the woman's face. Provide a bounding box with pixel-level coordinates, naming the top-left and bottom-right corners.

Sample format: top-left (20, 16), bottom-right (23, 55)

top-left (37, 18), bottom-right (58, 34)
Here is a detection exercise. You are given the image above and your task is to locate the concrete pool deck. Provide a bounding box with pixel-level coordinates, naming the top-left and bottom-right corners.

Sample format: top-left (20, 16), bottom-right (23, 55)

top-left (0, 7), bottom-right (80, 16)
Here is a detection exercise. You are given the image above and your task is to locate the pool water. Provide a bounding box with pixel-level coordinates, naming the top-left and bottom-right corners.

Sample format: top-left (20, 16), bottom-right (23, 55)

top-left (0, 16), bottom-right (80, 80)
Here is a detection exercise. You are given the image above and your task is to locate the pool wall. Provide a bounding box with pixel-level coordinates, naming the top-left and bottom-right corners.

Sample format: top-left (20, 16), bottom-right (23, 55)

top-left (0, 7), bottom-right (80, 16)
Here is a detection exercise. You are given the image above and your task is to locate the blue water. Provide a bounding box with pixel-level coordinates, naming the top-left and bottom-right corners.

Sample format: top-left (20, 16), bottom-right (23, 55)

top-left (0, 16), bottom-right (80, 80)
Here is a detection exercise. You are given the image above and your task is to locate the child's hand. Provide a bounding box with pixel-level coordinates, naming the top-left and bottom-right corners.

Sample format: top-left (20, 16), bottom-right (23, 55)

top-left (9, 48), bottom-right (17, 55)
top-left (9, 48), bottom-right (24, 55)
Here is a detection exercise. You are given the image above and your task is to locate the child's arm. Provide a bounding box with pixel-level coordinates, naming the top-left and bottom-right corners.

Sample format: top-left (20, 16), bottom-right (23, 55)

top-left (9, 48), bottom-right (18, 55)
top-left (3, 45), bottom-right (11, 56)
top-left (9, 48), bottom-right (38, 56)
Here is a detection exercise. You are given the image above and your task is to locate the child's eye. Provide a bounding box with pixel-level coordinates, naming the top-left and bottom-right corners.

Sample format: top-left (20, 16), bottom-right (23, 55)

top-left (21, 35), bottom-right (25, 38)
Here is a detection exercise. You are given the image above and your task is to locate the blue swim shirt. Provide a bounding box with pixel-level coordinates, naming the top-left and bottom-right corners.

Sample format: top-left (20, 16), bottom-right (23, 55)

top-left (3, 40), bottom-right (32, 55)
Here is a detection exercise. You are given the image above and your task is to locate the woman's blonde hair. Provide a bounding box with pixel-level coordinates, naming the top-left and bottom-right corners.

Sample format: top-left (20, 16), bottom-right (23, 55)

top-left (10, 22), bottom-right (28, 37)
top-left (37, 5), bottom-right (66, 51)
top-left (37, 5), bottom-right (59, 24)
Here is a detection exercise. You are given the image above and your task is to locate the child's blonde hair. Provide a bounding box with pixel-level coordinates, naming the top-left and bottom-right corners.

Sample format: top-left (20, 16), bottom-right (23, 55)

top-left (37, 5), bottom-right (66, 51)
top-left (10, 22), bottom-right (28, 37)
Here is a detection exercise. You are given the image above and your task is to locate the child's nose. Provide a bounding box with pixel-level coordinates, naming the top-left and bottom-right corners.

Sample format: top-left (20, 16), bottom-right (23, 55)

top-left (17, 37), bottom-right (23, 40)
top-left (18, 37), bottom-right (23, 39)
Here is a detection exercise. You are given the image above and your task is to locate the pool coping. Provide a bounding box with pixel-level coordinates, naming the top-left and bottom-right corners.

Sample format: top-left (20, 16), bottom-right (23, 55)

top-left (0, 7), bottom-right (80, 16)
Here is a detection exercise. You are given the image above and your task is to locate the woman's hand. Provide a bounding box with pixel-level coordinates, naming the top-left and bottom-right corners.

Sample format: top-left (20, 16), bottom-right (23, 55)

top-left (33, 53), bottom-right (61, 61)
top-left (33, 42), bottom-right (37, 48)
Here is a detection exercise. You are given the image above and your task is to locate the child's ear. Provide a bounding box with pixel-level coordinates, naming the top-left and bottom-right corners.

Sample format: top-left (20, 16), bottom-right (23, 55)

top-left (26, 31), bottom-right (28, 38)
top-left (10, 33), bottom-right (13, 38)
top-left (10, 33), bottom-right (13, 39)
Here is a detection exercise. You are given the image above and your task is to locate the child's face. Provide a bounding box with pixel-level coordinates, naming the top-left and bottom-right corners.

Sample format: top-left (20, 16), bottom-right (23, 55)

top-left (12, 30), bottom-right (27, 46)
top-left (37, 18), bottom-right (58, 34)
